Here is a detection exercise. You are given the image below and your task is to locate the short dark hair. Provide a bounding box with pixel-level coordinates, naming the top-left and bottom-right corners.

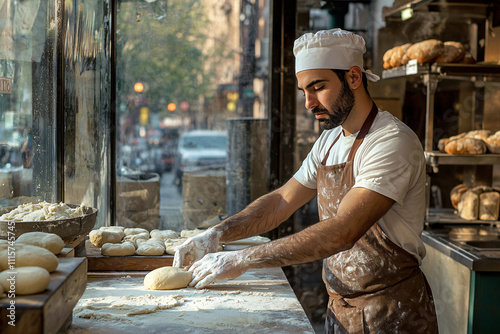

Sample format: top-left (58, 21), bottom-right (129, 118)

top-left (332, 69), bottom-right (369, 95)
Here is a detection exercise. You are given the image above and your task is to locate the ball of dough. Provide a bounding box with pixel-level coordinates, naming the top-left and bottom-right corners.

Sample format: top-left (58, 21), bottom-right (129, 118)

top-left (123, 233), bottom-right (149, 248)
top-left (124, 228), bottom-right (148, 236)
top-left (144, 266), bottom-right (192, 290)
top-left (89, 230), bottom-right (122, 247)
top-left (101, 242), bottom-right (136, 256)
top-left (135, 240), bottom-right (165, 256)
top-left (180, 229), bottom-right (204, 238)
top-left (164, 238), bottom-right (187, 255)
top-left (150, 229), bottom-right (178, 240)
top-left (0, 266), bottom-right (50, 295)
top-left (0, 244), bottom-right (58, 272)
top-left (16, 231), bottom-right (64, 254)
top-left (99, 226), bottom-right (125, 240)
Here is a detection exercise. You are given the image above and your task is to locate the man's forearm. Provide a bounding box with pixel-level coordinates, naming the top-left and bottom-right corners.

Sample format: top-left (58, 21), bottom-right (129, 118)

top-left (211, 190), bottom-right (292, 243)
top-left (237, 216), bottom-right (353, 269)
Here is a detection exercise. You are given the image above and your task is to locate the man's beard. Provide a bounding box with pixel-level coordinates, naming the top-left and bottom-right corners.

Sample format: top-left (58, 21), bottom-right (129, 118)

top-left (312, 81), bottom-right (355, 130)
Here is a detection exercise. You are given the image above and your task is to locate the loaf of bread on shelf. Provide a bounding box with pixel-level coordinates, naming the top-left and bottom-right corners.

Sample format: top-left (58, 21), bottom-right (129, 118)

top-left (406, 39), bottom-right (444, 63)
top-left (458, 189), bottom-right (479, 220)
top-left (450, 184), bottom-right (468, 209)
top-left (444, 137), bottom-right (487, 155)
top-left (434, 41), bottom-right (466, 63)
top-left (438, 132), bottom-right (467, 153)
top-left (389, 43), bottom-right (412, 68)
top-left (479, 191), bottom-right (500, 220)
top-left (485, 132), bottom-right (500, 153)
top-left (460, 52), bottom-right (476, 64)
top-left (465, 130), bottom-right (492, 141)
top-left (383, 47), bottom-right (395, 69)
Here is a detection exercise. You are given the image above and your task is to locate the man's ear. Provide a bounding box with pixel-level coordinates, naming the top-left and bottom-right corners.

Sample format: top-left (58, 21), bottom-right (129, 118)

top-left (347, 66), bottom-right (363, 90)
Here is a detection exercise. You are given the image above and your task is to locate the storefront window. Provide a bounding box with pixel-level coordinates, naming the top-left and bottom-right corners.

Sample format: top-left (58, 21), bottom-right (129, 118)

top-left (0, 0), bottom-right (58, 205)
top-left (115, 0), bottom-right (270, 230)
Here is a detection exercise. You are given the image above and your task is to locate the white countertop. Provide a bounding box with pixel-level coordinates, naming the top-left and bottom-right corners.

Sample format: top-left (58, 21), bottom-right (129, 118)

top-left (68, 267), bottom-right (315, 334)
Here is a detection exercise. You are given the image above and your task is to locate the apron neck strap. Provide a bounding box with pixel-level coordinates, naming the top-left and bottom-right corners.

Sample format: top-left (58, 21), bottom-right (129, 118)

top-left (320, 103), bottom-right (379, 166)
top-left (346, 102), bottom-right (378, 162)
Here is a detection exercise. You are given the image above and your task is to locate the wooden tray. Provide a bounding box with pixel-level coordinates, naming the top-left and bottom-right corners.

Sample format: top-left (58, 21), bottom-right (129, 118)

top-left (84, 240), bottom-right (173, 271)
top-left (0, 257), bottom-right (87, 334)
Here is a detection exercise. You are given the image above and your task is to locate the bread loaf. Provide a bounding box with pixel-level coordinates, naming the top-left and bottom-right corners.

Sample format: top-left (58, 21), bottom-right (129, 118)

top-left (465, 130), bottom-right (492, 141)
top-left (406, 39), bottom-right (444, 63)
top-left (450, 184), bottom-right (468, 209)
top-left (434, 41), bottom-right (466, 63)
top-left (460, 52), bottom-right (476, 64)
top-left (458, 190), bottom-right (479, 220)
top-left (383, 47), bottom-right (395, 69)
top-left (479, 191), bottom-right (500, 220)
top-left (389, 43), bottom-right (412, 68)
top-left (485, 133), bottom-right (500, 153)
top-left (444, 138), bottom-right (487, 155)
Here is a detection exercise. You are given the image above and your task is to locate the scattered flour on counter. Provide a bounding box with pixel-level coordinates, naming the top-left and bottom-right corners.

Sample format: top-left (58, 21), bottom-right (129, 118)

top-left (74, 294), bottom-right (184, 321)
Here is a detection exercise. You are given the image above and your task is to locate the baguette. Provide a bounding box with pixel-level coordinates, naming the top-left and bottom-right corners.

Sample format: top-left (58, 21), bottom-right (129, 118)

top-left (406, 39), bottom-right (444, 63)
top-left (485, 133), bottom-right (500, 153)
top-left (465, 130), bottom-right (492, 141)
top-left (389, 43), bottom-right (412, 68)
top-left (444, 137), bottom-right (487, 155)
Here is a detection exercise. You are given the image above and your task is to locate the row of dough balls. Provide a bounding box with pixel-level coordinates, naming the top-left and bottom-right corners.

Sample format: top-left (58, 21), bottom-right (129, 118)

top-left (89, 226), bottom-right (206, 256)
top-left (0, 231), bottom-right (65, 297)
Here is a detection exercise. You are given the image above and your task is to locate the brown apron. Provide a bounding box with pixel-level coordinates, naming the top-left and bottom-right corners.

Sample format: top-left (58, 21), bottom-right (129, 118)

top-left (318, 103), bottom-right (438, 333)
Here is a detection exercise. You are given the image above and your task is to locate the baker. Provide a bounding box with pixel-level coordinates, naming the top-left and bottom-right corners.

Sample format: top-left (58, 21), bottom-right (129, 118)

top-left (174, 29), bottom-right (438, 333)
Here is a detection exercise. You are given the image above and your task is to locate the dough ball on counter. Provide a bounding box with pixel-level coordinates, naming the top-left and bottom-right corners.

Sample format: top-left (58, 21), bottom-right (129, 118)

top-left (99, 226), bottom-right (125, 240)
top-left (0, 244), bottom-right (58, 272)
top-left (16, 232), bottom-right (64, 255)
top-left (0, 266), bottom-right (50, 295)
top-left (123, 233), bottom-right (149, 248)
top-left (89, 230), bottom-right (122, 247)
top-left (150, 229), bottom-right (178, 240)
top-left (180, 229), bottom-right (204, 238)
top-left (136, 239), bottom-right (165, 256)
top-left (144, 266), bottom-right (192, 290)
top-left (124, 228), bottom-right (149, 236)
top-left (164, 238), bottom-right (188, 255)
top-left (101, 242), bottom-right (136, 256)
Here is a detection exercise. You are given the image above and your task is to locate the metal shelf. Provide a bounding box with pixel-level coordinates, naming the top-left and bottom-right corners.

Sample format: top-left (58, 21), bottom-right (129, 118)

top-left (382, 63), bottom-right (500, 81)
top-left (426, 208), bottom-right (497, 225)
top-left (425, 151), bottom-right (500, 172)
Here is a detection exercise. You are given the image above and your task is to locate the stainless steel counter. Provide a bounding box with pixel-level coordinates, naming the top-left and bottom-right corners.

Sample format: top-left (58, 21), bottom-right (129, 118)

top-left (422, 226), bottom-right (500, 272)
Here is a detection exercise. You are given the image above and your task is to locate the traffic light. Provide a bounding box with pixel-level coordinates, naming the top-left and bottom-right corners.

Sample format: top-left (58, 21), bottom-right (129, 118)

top-left (227, 91), bottom-right (238, 112)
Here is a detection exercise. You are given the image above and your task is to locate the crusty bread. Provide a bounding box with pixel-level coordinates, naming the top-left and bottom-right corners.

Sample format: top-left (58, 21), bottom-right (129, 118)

top-left (450, 184), bottom-right (468, 209)
top-left (458, 190), bottom-right (479, 220)
top-left (406, 39), bottom-right (444, 63)
top-left (444, 137), bottom-right (487, 155)
top-left (434, 41), bottom-right (466, 63)
top-left (389, 43), bottom-right (412, 68)
top-left (460, 52), bottom-right (476, 64)
top-left (465, 130), bottom-right (492, 141)
top-left (485, 133), bottom-right (500, 153)
top-left (479, 191), bottom-right (500, 220)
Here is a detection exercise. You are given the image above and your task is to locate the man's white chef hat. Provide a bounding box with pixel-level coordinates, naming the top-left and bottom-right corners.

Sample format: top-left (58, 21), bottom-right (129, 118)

top-left (293, 28), bottom-right (380, 82)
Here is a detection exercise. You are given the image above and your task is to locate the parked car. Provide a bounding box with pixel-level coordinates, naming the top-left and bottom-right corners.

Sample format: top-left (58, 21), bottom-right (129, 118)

top-left (174, 130), bottom-right (227, 190)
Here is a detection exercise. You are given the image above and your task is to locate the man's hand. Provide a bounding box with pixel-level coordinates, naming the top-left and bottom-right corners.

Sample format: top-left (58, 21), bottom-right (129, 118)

top-left (173, 229), bottom-right (222, 268)
top-left (188, 251), bottom-right (248, 289)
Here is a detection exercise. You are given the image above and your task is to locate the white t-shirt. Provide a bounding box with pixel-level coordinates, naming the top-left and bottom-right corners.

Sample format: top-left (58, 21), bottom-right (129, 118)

top-left (294, 109), bottom-right (427, 263)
